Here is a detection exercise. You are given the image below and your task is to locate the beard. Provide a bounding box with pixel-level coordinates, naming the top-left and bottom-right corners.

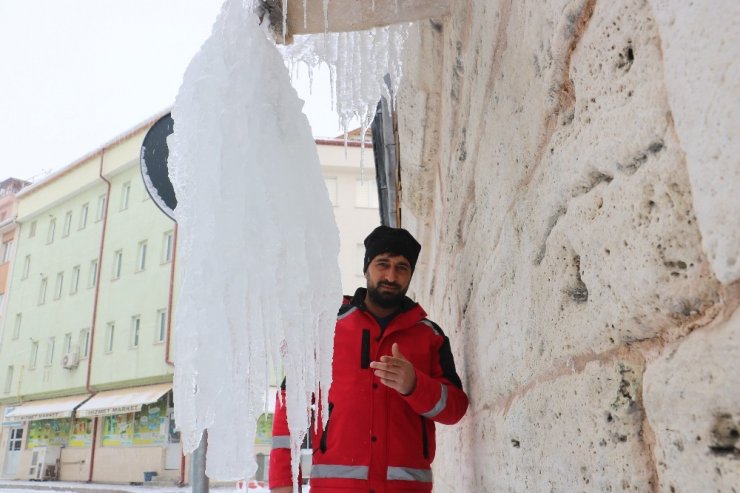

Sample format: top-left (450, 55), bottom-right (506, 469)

top-left (367, 280), bottom-right (408, 309)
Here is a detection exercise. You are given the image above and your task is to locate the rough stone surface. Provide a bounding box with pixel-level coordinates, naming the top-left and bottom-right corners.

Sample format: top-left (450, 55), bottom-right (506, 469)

top-left (644, 303), bottom-right (740, 493)
top-left (648, 0), bottom-right (740, 284)
top-left (445, 356), bottom-right (657, 492)
top-left (396, 0), bottom-right (740, 491)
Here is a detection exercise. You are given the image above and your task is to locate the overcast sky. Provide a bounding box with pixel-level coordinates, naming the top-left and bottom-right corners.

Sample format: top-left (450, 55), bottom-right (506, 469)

top-left (0, 0), bottom-right (342, 183)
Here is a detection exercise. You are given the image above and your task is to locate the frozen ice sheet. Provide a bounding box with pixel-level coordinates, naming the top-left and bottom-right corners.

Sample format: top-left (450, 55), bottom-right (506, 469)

top-left (168, 0), bottom-right (340, 483)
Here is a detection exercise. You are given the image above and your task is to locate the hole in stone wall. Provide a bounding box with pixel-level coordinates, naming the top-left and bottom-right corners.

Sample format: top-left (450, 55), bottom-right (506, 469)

top-left (617, 43), bottom-right (635, 72)
top-left (709, 413), bottom-right (740, 457)
top-left (568, 255), bottom-right (589, 302)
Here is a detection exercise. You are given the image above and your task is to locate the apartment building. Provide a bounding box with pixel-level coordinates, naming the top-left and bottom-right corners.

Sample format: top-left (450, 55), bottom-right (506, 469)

top-left (0, 115), bottom-right (379, 484)
top-left (0, 178), bottom-right (31, 353)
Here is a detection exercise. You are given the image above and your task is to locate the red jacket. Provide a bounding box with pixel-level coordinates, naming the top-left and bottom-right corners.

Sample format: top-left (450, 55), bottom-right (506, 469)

top-left (270, 289), bottom-right (468, 492)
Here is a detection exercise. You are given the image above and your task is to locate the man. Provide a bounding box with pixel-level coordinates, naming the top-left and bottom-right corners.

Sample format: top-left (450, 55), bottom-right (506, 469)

top-left (270, 226), bottom-right (469, 493)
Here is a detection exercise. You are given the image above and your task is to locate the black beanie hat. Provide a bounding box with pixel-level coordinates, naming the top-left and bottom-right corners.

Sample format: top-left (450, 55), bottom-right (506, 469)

top-left (363, 226), bottom-right (421, 273)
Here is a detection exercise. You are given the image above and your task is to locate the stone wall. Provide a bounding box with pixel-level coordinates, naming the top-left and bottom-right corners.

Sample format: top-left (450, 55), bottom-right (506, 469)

top-left (396, 0), bottom-right (739, 491)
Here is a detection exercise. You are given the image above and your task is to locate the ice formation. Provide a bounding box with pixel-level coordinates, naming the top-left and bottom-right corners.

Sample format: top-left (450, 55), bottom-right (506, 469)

top-left (280, 25), bottom-right (409, 143)
top-left (168, 0), bottom-right (409, 486)
top-left (168, 0), bottom-right (341, 482)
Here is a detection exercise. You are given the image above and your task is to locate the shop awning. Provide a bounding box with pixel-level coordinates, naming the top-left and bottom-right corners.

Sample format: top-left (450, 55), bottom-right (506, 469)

top-left (4, 394), bottom-right (91, 422)
top-left (76, 383), bottom-right (171, 418)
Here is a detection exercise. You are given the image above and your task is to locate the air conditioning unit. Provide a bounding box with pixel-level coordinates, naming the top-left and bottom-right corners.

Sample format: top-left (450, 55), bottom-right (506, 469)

top-left (61, 351), bottom-right (79, 369)
top-left (27, 446), bottom-right (61, 480)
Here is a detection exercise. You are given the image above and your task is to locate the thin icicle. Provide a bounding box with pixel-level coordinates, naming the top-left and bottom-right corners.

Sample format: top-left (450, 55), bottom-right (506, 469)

top-left (303, 0), bottom-right (307, 29)
top-left (328, 63), bottom-right (337, 111)
top-left (359, 120), bottom-right (368, 180)
top-left (307, 63), bottom-right (315, 94)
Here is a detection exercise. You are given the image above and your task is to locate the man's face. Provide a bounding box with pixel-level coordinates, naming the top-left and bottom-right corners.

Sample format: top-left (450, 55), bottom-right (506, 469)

top-left (365, 253), bottom-right (412, 309)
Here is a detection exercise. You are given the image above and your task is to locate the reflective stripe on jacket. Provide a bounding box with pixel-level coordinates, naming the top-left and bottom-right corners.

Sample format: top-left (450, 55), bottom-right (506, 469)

top-left (269, 288), bottom-right (469, 493)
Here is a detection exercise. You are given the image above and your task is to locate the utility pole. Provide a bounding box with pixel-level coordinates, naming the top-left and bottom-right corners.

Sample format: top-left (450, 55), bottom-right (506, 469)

top-left (192, 430), bottom-right (209, 493)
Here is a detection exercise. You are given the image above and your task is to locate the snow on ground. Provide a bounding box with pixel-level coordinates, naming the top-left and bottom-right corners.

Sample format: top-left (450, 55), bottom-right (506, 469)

top-left (0, 480), bottom-right (310, 493)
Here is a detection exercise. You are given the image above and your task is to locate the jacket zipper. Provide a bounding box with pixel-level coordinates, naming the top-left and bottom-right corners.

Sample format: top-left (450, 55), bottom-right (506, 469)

top-left (361, 329), bottom-right (371, 369)
top-left (421, 416), bottom-right (429, 459)
top-left (319, 402), bottom-right (334, 453)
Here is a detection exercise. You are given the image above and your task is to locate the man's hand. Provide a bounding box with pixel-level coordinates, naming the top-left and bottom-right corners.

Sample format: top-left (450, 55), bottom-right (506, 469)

top-left (370, 343), bottom-right (417, 395)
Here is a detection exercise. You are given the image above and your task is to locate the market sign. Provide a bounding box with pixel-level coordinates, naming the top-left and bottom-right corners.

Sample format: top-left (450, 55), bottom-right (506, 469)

top-left (76, 383), bottom-right (171, 418)
top-left (4, 394), bottom-right (91, 422)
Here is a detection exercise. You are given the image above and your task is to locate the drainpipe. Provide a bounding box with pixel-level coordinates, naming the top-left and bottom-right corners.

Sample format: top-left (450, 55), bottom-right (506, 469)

top-left (392, 102), bottom-right (402, 227)
top-left (85, 150), bottom-right (111, 483)
top-left (162, 224), bottom-right (183, 483)
top-left (165, 223), bottom-right (178, 367)
top-left (178, 447), bottom-right (187, 486)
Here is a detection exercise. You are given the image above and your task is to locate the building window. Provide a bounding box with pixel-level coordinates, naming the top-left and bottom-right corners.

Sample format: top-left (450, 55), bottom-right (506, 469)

top-left (120, 182), bottom-right (131, 210)
top-left (1, 240), bottom-right (12, 263)
top-left (79, 329), bottom-right (90, 359)
top-left (130, 316), bottom-right (141, 348)
top-left (22, 255), bottom-right (30, 279)
top-left (89, 259), bottom-right (98, 288)
top-left (54, 272), bottom-right (64, 300)
top-left (29, 342), bottom-right (39, 369)
top-left (356, 243), bottom-right (366, 278)
top-left (62, 211), bottom-right (72, 237)
top-left (45, 337), bottom-right (55, 366)
top-left (156, 309), bottom-right (167, 343)
top-left (12, 314), bottom-right (21, 340)
top-left (63, 333), bottom-right (73, 354)
top-left (112, 250), bottom-right (122, 279)
top-left (355, 178), bottom-right (379, 208)
top-left (162, 230), bottom-right (174, 263)
top-left (79, 203), bottom-right (89, 229)
top-left (47, 218), bottom-right (56, 244)
top-left (136, 241), bottom-right (147, 272)
top-left (96, 194), bottom-right (106, 221)
top-left (8, 428), bottom-right (23, 452)
top-left (325, 177), bottom-right (338, 206)
top-left (38, 277), bottom-right (48, 305)
top-left (3, 366), bottom-right (13, 394)
top-left (28, 221), bottom-right (36, 238)
top-left (70, 265), bottom-right (80, 294)
top-left (105, 323), bottom-right (115, 353)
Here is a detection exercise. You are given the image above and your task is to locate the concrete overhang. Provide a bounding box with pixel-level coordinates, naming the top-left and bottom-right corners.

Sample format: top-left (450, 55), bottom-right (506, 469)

top-left (261, 0), bottom-right (451, 41)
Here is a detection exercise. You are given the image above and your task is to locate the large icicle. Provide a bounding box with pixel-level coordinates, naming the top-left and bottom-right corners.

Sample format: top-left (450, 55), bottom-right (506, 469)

top-left (168, 0), bottom-right (341, 482)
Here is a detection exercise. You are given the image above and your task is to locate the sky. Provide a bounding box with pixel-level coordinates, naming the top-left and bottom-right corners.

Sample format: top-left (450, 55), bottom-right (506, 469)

top-left (0, 0), bottom-right (343, 183)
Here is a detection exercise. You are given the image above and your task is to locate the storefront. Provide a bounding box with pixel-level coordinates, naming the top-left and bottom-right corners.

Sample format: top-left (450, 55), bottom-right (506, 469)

top-left (1, 383), bottom-right (280, 484)
top-left (1, 394), bottom-right (91, 479)
top-left (75, 383), bottom-right (182, 483)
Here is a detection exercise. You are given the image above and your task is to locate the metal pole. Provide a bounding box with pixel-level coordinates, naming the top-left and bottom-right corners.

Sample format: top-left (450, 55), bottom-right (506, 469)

top-left (191, 429), bottom-right (209, 493)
